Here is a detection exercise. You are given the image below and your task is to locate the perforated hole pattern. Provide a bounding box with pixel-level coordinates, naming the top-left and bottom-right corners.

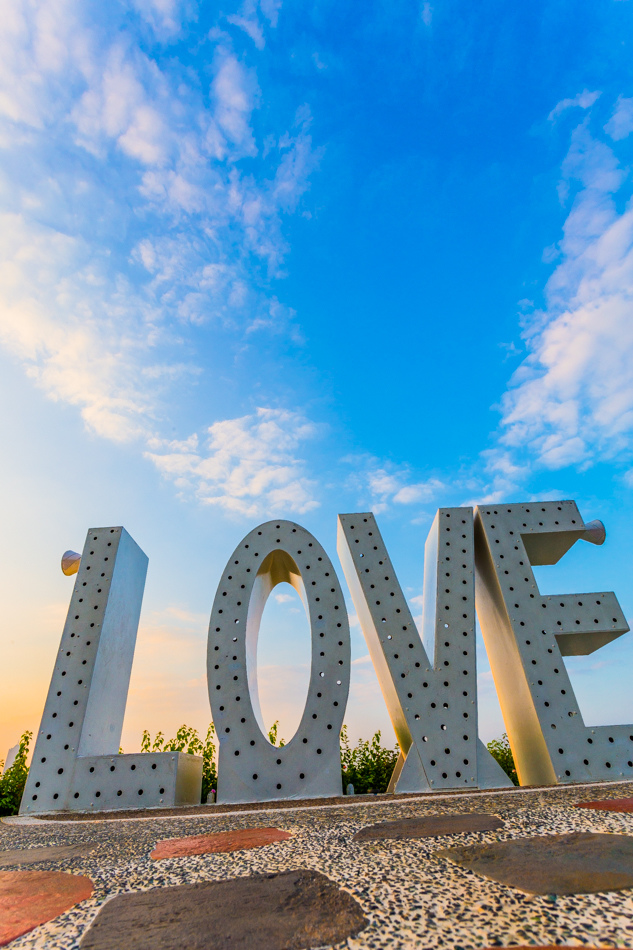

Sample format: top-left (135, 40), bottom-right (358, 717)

top-left (207, 520), bottom-right (351, 804)
top-left (475, 501), bottom-right (633, 785)
top-left (338, 509), bottom-right (485, 790)
top-left (22, 528), bottom-right (191, 813)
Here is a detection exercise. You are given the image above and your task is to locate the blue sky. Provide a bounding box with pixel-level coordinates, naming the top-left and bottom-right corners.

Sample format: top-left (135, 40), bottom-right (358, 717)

top-left (2, 0), bottom-right (633, 760)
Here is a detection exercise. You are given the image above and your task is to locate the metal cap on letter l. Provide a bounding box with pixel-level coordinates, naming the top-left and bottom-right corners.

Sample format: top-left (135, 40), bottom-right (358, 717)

top-left (208, 520), bottom-right (351, 804)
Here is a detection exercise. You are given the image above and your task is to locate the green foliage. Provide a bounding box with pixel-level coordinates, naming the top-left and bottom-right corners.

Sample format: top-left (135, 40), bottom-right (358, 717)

top-left (340, 725), bottom-right (399, 794)
top-left (0, 731), bottom-right (32, 816)
top-left (487, 733), bottom-right (519, 786)
top-left (0, 722), bottom-right (403, 812)
top-left (267, 721), bottom-right (285, 747)
top-left (141, 729), bottom-right (166, 753)
top-left (141, 724), bottom-right (218, 802)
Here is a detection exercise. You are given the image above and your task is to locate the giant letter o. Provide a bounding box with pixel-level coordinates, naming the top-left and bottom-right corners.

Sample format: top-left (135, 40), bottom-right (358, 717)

top-left (208, 520), bottom-right (351, 804)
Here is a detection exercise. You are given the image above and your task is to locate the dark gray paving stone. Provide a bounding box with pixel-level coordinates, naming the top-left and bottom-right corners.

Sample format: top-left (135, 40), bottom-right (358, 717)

top-left (438, 832), bottom-right (633, 895)
top-left (354, 812), bottom-right (504, 842)
top-left (0, 843), bottom-right (95, 867)
top-left (80, 869), bottom-right (368, 950)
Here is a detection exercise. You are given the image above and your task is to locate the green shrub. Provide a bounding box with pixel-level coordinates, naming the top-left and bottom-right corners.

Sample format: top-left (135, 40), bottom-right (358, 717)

top-left (340, 725), bottom-right (399, 794)
top-left (267, 721), bottom-right (285, 747)
top-left (487, 733), bottom-right (519, 785)
top-left (0, 731), bottom-right (32, 816)
top-left (141, 723), bottom-right (218, 803)
top-left (1, 722), bottom-right (403, 811)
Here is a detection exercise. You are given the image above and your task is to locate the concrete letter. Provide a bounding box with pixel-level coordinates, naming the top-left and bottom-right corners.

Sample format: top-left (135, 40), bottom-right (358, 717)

top-left (338, 510), bottom-right (509, 792)
top-left (474, 500), bottom-right (632, 785)
top-left (208, 520), bottom-right (351, 804)
top-left (21, 527), bottom-right (202, 815)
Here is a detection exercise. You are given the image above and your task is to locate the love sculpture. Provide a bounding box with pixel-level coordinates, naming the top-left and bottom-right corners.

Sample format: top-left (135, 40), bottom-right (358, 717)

top-left (20, 500), bottom-right (633, 815)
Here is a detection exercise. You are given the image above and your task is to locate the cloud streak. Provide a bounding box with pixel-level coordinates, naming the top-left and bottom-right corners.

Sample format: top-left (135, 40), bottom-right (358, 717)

top-left (344, 455), bottom-right (445, 513)
top-left (146, 407), bottom-right (321, 515)
top-left (496, 101), bottom-right (633, 475)
top-left (0, 0), bottom-right (321, 511)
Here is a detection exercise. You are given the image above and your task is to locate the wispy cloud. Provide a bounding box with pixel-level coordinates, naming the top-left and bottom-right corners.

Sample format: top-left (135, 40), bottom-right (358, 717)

top-left (495, 102), bottom-right (633, 475)
top-left (0, 212), bottom-right (162, 442)
top-left (0, 0), bottom-right (318, 466)
top-left (131, 0), bottom-right (197, 40)
top-left (344, 455), bottom-right (444, 513)
top-left (226, 0), bottom-right (282, 49)
top-left (548, 89), bottom-right (600, 122)
top-left (604, 96), bottom-right (633, 142)
top-left (274, 592), bottom-right (295, 603)
top-left (146, 407), bottom-right (322, 515)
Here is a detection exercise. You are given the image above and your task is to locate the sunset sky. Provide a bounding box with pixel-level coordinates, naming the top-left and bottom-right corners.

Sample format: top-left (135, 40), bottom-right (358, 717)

top-left (2, 0), bottom-right (633, 762)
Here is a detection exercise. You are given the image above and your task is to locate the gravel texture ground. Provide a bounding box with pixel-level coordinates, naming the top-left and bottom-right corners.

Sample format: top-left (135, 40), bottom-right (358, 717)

top-left (3, 780), bottom-right (633, 949)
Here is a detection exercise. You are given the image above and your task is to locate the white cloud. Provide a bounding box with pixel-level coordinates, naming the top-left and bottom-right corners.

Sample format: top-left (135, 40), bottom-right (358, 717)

top-left (0, 0), bottom-right (320, 469)
top-left (548, 89), bottom-right (601, 122)
top-left (131, 0), bottom-right (196, 39)
top-left (274, 592), bottom-right (294, 603)
top-left (72, 43), bottom-right (172, 166)
top-left (227, 15), bottom-right (265, 50)
top-left (211, 51), bottom-right (259, 156)
top-left (146, 407), bottom-right (321, 516)
top-left (393, 481), bottom-right (442, 504)
top-left (498, 115), bottom-right (633, 471)
top-left (605, 96), bottom-right (633, 141)
top-left (467, 448), bottom-right (525, 505)
top-left (226, 0), bottom-right (281, 48)
top-left (0, 212), bottom-right (161, 442)
top-left (345, 455), bottom-right (444, 512)
top-left (259, 0), bottom-right (281, 27)
top-left (0, 0), bottom-right (87, 129)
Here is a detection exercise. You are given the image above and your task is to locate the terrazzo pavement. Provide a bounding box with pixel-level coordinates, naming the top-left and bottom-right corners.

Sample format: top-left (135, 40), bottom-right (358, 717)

top-left (3, 781), bottom-right (633, 949)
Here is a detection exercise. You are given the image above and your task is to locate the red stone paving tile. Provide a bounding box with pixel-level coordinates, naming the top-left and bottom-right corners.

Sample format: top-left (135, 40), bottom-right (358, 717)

top-left (150, 826), bottom-right (292, 860)
top-left (0, 870), bottom-right (93, 947)
top-left (575, 797), bottom-right (633, 812)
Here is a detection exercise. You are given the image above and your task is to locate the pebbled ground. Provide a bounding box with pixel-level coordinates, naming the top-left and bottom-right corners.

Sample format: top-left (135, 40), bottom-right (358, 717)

top-left (2, 781), bottom-right (633, 949)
